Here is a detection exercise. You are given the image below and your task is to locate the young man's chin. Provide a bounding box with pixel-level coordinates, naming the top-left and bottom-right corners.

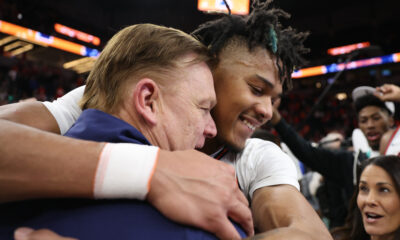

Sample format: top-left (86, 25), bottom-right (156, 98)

top-left (225, 140), bottom-right (246, 153)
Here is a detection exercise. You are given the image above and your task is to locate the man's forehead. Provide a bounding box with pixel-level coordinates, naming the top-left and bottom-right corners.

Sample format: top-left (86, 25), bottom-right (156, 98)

top-left (226, 48), bottom-right (275, 66)
top-left (358, 105), bottom-right (386, 117)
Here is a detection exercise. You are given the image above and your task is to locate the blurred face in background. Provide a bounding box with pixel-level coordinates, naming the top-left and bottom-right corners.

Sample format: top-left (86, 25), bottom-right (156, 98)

top-left (358, 106), bottom-right (393, 150)
top-left (357, 165), bottom-right (400, 240)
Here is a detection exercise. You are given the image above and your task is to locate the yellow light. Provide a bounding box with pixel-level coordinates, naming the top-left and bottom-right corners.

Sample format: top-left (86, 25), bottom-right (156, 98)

top-left (63, 57), bottom-right (93, 69)
top-left (0, 36), bottom-right (16, 47)
top-left (4, 41), bottom-right (26, 51)
top-left (336, 93), bottom-right (347, 101)
top-left (10, 44), bottom-right (33, 56)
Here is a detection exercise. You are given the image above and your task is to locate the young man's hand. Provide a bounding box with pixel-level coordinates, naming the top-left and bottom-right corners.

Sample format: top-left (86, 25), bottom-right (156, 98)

top-left (148, 149), bottom-right (254, 239)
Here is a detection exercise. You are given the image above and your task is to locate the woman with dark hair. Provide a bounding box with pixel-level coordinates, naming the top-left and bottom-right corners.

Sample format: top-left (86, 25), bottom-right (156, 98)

top-left (332, 155), bottom-right (400, 240)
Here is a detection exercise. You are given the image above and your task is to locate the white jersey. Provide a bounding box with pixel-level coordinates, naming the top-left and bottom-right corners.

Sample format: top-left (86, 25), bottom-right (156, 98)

top-left (384, 126), bottom-right (400, 156)
top-left (352, 128), bottom-right (380, 158)
top-left (281, 142), bottom-right (303, 181)
top-left (42, 86), bottom-right (85, 135)
top-left (43, 87), bottom-right (300, 201)
top-left (218, 138), bottom-right (300, 200)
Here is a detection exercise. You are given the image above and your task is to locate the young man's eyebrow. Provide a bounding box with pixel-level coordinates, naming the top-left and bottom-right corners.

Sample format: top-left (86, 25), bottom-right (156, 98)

top-left (255, 74), bottom-right (274, 88)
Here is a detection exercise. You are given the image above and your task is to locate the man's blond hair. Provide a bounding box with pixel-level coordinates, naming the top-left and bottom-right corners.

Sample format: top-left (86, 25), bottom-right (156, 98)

top-left (80, 23), bottom-right (211, 113)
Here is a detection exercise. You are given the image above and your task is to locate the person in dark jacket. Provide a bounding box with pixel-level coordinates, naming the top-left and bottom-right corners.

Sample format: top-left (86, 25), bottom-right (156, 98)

top-left (270, 89), bottom-right (394, 227)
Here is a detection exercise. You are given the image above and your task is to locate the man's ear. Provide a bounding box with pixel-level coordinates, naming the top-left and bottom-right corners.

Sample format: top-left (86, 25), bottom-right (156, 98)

top-left (133, 78), bottom-right (160, 126)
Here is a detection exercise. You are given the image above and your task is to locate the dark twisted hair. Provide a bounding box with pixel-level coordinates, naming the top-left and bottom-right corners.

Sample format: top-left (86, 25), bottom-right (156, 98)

top-left (192, 0), bottom-right (309, 89)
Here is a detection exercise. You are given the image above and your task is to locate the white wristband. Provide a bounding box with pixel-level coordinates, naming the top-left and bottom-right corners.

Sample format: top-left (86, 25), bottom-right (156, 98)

top-left (93, 143), bottom-right (159, 200)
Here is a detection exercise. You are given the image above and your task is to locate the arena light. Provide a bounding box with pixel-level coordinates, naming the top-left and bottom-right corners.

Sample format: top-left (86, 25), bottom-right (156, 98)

top-left (327, 42), bottom-right (370, 56)
top-left (0, 36), bottom-right (16, 47)
top-left (63, 57), bottom-right (94, 69)
top-left (198, 0), bottom-right (249, 15)
top-left (3, 40), bottom-right (26, 51)
top-left (292, 52), bottom-right (400, 79)
top-left (0, 20), bottom-right (99, 58)
top-left (54, 23), bottom-right (100, 46)
top-left (336, 92), bottom-right (347, 101)
top-left (10, 43), bottom-right (33, 56)
top-left (63, 57), bottom-right (95, 74)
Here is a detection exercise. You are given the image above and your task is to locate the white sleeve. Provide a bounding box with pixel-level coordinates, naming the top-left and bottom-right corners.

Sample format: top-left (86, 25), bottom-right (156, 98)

top-left (42, 86), bottom-right (85, 135)
top-left (236, 138), bottom-right (300, 200)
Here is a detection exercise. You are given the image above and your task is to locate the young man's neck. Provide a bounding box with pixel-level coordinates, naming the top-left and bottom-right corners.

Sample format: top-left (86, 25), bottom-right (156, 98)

top-left (201, 137), bottom-right (225, 155)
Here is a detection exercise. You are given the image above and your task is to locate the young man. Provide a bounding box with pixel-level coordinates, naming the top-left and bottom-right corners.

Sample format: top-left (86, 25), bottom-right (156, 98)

top-left (351, 86), bottom-right (395, 157)
top-left (0, 1), bottom-right (331, 239)
top-left (190, 2), bottom-right (330, 238)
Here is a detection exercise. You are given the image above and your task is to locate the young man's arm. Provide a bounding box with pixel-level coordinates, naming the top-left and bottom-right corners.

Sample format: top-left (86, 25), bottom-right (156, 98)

top-left (237, 140), bottom-right (331, 240)
top-left (0, 101), bottom-right (61, 134)
top-left (0, 119), bottom-right (252, 239)
top-left (1, 90), bottom-right (255, 239)
top-left (250, 185), bottom-right (332, 240)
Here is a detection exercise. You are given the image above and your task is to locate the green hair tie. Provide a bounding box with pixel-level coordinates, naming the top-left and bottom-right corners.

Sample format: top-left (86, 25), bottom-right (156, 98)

top-left (269, 27), bottom-right (277, 53)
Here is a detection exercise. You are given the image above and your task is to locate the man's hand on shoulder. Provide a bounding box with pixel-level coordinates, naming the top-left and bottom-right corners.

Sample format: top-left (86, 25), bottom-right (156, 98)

top-left (147, 149), bottom-right (254, 240)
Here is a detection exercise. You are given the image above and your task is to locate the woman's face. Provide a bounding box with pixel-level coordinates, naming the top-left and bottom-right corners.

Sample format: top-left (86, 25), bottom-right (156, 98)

top-left (357, 165), bottom-right (400, 239)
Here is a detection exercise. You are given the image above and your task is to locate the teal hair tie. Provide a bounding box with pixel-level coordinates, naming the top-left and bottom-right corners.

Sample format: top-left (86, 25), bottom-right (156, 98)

top-left (269, 27), bottom-right (277, 53)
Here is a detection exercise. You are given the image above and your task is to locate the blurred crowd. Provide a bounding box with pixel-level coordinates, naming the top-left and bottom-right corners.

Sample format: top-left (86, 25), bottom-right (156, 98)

top-left (0, 56), bottom-right (84, 105)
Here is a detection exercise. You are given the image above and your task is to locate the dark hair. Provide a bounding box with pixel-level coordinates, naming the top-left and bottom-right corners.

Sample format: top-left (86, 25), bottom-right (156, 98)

top-left (191, 0), bottom-right (309, 89)
top-left (354, 94), bottom-right (392, 116)
top-left (331, 155), bottom-right (400, 240)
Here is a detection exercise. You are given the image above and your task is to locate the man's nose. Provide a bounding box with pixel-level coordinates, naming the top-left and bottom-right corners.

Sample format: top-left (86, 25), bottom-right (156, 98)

top-left (204, 113), bottom-right (217, 138)
top-left (366, 119), bottom-right (376, 128)
top-left (255, 97), bottom-right (273, 124)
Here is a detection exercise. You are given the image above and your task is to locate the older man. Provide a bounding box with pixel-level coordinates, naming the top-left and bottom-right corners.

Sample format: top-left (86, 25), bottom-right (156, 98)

top-left (0, 24), bottom-right (251, 240)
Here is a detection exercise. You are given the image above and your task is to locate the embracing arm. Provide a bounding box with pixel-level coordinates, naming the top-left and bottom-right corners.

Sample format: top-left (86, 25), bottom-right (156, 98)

top-left (0, 118), bottom-right (252, 239)
top-left (0, 101), bottom-right (60, 134)
top-left (249, 185), bottom-right (332, 240)
top-left (0, 85), bottom-right (253, 238)
top-left (0, 119), bottom-right (103, 202)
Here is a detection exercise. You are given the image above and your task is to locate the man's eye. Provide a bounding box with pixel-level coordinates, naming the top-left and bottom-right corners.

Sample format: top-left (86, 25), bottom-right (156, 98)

top-left (200, 107), bottom-right (210, 112)
top-left (250, 86), bottom-right (263, 96)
